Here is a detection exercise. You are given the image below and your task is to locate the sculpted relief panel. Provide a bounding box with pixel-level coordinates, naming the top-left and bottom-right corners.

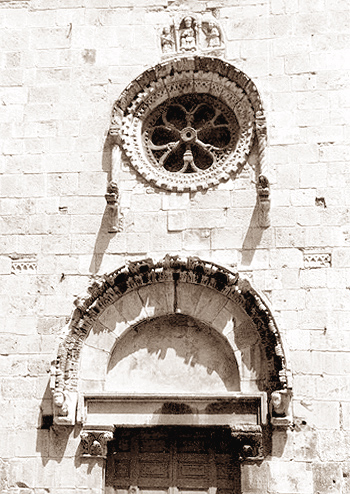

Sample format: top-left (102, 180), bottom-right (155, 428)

top-left (160, 14), bottom-right (225, 58)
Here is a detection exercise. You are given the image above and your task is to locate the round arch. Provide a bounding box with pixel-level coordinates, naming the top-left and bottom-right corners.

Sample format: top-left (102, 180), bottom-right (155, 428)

top-left (109, 56), bottom-right (268, 192)
top-left (51, 256), bottom-right (292, 428)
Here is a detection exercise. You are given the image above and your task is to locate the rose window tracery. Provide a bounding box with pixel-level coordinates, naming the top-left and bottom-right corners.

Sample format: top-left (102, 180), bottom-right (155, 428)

top-left (143, 94), bottom-right (239, 174)
top-left (113, 58), bottom-right (258, 192)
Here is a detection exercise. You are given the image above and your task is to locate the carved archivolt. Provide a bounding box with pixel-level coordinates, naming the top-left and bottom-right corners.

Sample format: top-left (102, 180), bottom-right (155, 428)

top-left (52, 256), bottom-right (291, 417)
top-left (110, 57), bottom-right (267, 193)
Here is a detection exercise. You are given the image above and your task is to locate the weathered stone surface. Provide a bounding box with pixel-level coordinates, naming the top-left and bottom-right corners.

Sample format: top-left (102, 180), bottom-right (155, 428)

top-left (0, 0), bottom-right (349, 491)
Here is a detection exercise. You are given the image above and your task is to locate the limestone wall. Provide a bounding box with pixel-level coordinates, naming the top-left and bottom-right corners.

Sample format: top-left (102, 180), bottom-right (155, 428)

top-left (0, 0), bottom-right (350, 492)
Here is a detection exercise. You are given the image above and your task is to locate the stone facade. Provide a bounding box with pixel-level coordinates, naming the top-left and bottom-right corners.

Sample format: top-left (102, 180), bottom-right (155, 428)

top-left (0, 0), bottom-right (350, 493)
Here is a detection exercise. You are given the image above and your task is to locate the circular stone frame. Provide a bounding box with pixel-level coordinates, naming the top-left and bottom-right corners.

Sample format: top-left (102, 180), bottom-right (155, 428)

top-left (110, 57), bottom-right (260, 192)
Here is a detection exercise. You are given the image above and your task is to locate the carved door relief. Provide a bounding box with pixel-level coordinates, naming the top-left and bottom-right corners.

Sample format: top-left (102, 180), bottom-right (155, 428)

top-left (106, 427), bottom-right (241, 494)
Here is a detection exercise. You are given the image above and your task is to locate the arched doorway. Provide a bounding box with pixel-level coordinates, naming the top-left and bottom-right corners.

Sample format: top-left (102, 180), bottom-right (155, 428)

top-left (51, 257), bottom-right (292, 455)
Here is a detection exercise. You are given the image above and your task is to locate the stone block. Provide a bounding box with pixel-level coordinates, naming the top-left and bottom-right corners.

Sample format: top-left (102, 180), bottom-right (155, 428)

top-left (285, 329), bottom-right (311, 351)
top-left (333, 249), bottom-right (350, 267)
top-left (0, 68), bottom-right (24, 86)
top-left (268, 461), bottom-right (313, 493)
top-left (231, 189), bottom-right (257, 208)
top-left (300, 268), bottom-right (327, 288)
top-left (276, 227), bottom-right (306, 248)
top-left (275, 163), bottom-right (299, 189)
top-left (42, 234), bottom-right (70, 254)
top-left (193, 288), bottom-right (229, 326)
top-left (285, 54), bottom-right (311, 74)
top-left (36, 68), bottom-right (71, 85)
top-left (47, 173), bottom-right (79, 196)
top-left (150, 231), bottom-right (181, 253)
top-left (167, 211), bottom-right (186, 232)
top-left (80, 345), bottom-right (109, 381)
top-left (187, 210), bottom-right (226, 229)
top-left (131, 192), bottom-right (162, 212)
top-left (70, 215), bottom-right (102, 234)
top-left (126, 232), bottom-right (150, 254)
top-left (318, 431), bottom-right (350, 461)
top-left (15, 429), bottom-right (49, 457)
top-left (137, 282), bottom-right (175, 319)
top-left (190, 190), bottom-right (231, 209)
top-left (300, 163), bottom-right (327, 188)
top-left (114, 289), bottom-right (147, 328)
top-left (224, 17), bottom-right (258, 41)
top-left (183, 229), bottom-right (211, 251)
top-left (211, 228), bottom-right (245, 250)
top-left (342, 402), bottom-right (350, 430)
top-left (295, 400), bottom-right (340, 430)
top-left (313, 462), bottom-right (342, 494)
top-left (296, 207), bottom-right (321, 226)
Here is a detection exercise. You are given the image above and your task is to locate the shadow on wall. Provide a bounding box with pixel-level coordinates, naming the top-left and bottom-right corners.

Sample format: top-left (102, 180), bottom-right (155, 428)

top-left (90, 134), bottom-right (116, 274)
top-left (36, 382), bottom-right (81, 465)
top-left (241, 202), bottom-right (263, 266)
top-left (106, 313), bottom-right (241, 394)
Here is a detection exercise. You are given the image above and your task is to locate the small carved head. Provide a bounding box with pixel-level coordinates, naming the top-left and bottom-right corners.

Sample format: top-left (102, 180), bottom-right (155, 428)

top-left (53, 390), bottom-right (69, 416)
top-left (271, 390), bottom-right (286, 416)
top-left (184, 16), bottom-right (192, 27)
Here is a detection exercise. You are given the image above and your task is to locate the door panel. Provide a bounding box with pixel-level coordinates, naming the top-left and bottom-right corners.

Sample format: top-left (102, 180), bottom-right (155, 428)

top-left (106, 428), bottom-right (240, 494)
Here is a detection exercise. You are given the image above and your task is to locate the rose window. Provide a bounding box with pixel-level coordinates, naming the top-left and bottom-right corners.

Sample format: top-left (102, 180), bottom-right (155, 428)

top-left (142, 94), bottom-right (240, 174)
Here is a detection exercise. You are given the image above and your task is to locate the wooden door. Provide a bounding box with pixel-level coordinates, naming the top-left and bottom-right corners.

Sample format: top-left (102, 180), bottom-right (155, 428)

top-left (106, 428), bottom-right (240, 494)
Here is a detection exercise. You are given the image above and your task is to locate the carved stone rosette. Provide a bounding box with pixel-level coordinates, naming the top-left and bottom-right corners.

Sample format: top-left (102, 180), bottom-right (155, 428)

top-left (110, 57), bottom-right (266, 193)
top-left (80, 429), bottom-right (114, 458)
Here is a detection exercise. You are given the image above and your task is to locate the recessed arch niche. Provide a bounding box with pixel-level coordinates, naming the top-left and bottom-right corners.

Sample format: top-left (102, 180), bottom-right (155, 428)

top-left (105, 314), bottom-right (241, 394)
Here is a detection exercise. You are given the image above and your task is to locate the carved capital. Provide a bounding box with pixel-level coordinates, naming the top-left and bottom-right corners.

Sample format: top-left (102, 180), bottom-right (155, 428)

top-left (80, 429), bottom-right (114, 458)
top-left (229, 425), bottom-right (264, 461)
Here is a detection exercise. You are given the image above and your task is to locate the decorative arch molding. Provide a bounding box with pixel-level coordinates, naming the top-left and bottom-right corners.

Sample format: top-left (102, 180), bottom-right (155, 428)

top-left (51, 256), bottom-right (292, 430)
top-left (106, 56), bottom-right (270, 229)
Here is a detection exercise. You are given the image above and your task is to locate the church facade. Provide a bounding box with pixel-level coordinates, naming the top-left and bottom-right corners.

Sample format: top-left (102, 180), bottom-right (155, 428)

top-left (0, 0), bottom-right (349, 492)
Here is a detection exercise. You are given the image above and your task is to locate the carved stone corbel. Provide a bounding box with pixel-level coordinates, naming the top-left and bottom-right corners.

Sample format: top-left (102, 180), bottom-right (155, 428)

top-left (107, 116), bottom-right (124, 233)
top-left (270, 389), bottom-right (293, 427)
top-left (50, 365), bottom-right (77, 425)
top-left (230, 425), bottom-right (264, 461)
top-left (80, 429), bottom-right (114, 458)
top-left (257, 174), bottom-right (270, 228)
top-left (105, 179), bottom-right (121, 233)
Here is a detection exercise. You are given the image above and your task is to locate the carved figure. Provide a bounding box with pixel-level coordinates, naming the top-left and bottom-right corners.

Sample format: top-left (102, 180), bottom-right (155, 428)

top-left (257, 175), bottom-right (270, 228)
top-left (204, 21), bottom-right (221, 48)
top-left (161, 26), bottom-right (174, 53)
top-left (270, 390), bottom-right (290, 416)
top-left (53, 390), bottom-right (69, 417)
top-left (180, 17), bottom-right (196, 51)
